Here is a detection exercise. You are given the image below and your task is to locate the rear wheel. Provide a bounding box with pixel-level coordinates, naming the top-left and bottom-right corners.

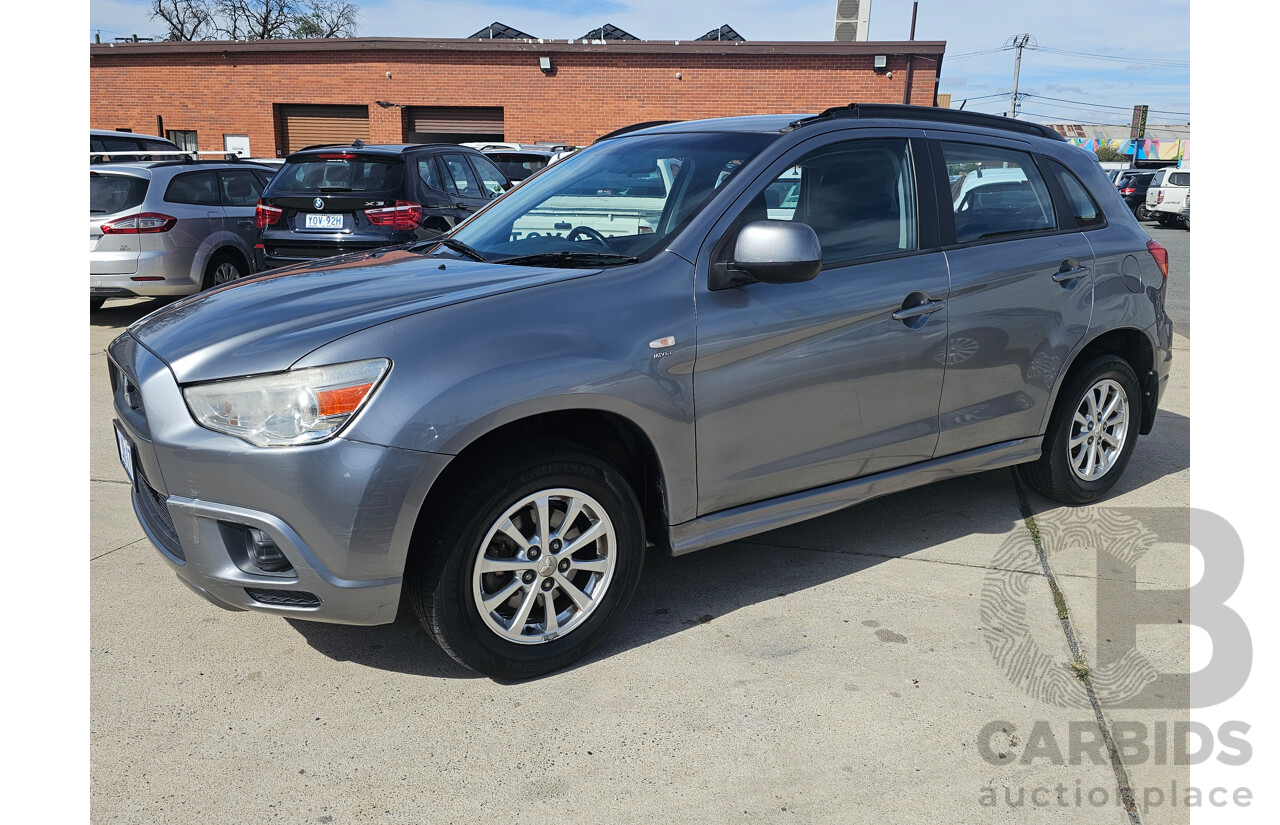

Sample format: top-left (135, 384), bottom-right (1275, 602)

top-left (1018, 354), bottom-right (1142, 504)
top-left (1133, 203), bottom-right (1152, 221)
top-left (202, 252), bottom-right (245, 291)
top-left (406, 444), bottom-right (645, 679)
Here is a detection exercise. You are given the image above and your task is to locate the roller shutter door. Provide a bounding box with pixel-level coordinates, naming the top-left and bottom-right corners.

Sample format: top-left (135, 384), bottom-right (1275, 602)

top-left (279, 105), bottom-right (370, 153)
top-left (405, 107), bottom-right (504, 143)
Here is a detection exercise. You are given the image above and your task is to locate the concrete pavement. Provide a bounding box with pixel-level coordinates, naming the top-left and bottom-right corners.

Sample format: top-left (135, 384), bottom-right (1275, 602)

top-left (90, 298), bottom-right (1191, 824)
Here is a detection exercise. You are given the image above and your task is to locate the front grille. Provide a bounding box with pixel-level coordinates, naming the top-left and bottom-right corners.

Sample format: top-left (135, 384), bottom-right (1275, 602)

top-left (245, 588), bottom-right (321, 608)
top-left (135, 466), bottom-right (184, 561)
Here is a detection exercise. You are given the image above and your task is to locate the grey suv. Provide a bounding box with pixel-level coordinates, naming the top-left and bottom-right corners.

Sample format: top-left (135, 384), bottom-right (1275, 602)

top-left (109, 104), bottom-right (1173, 679)
top-left (91, 160), bottom-right (276, 310)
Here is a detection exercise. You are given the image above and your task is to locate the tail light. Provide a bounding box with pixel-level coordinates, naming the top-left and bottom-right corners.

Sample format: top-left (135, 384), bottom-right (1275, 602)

top-left (1156, 191), bottom-right (1164, 204)
top-left (316, 152), bottom-right (357, 160)
top-left (1146, 240), bottom-right (1169, 280)
top-left (255, 201), bottom-right (283, 229)
top-left (364, 200), bottom-right (422, 230)
top-left (101, 213), bottom-right (176, 234)
top-left (1119, 187), bottom-right (1136, 195)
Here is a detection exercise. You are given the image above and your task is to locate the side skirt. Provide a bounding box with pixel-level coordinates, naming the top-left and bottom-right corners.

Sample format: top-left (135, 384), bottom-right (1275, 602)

top-left (665, 436), bottom-right (1043, 557)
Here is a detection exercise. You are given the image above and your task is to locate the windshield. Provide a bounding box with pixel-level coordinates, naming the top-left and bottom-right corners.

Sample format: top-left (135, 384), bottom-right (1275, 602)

top-left (444, 131), bottom-right (778, 265)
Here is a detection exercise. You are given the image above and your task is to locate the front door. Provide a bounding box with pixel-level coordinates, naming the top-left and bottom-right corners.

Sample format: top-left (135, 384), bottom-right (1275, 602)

top-left (693, 134), bottom-right (951, 515)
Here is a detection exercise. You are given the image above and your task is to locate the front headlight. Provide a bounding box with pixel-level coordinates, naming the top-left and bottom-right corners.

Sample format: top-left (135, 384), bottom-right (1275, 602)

top-left (182, 359), bottom-right (390, 447)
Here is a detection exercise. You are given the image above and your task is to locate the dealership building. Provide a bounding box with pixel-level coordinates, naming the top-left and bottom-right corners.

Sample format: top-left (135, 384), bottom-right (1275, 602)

top-left (89, 33), bottom-right (946, 157)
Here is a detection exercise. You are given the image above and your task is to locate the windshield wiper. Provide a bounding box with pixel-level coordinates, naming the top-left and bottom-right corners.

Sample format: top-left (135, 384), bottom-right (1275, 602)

top-left (318, 186), bottom-right (353, 192)
top-left (407, 236), bottom-right (488, 262)
top-left (494, 251), bottom-right (638, 267)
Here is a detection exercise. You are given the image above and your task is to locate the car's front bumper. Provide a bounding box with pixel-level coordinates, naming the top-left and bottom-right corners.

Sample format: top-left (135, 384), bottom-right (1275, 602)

top-left (108, 332), bottom-right (452, 625)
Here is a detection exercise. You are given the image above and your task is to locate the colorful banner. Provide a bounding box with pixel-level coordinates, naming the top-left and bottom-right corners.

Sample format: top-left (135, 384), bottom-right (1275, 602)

top-left (1070, 137), bottom-right (1188, 163)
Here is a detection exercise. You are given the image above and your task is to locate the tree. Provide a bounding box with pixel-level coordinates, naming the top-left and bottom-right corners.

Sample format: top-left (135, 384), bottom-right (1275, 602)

top-left (1094, 145), bottom-right (1129, 163)
top-left (215, 0), bottom-right (298, 40)
top-left (293, 1), bottom-right (359, 38)
top-left (150, 0), bottom-right (215, 41)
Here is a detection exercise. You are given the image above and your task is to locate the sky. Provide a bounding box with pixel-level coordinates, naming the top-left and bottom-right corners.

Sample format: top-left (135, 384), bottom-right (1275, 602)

top-left (88, 0), bottom-right (1191, 127)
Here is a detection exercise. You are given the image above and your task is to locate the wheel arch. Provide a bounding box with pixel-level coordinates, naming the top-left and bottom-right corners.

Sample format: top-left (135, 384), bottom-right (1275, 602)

top-left (1049, 327), bottom-right (1159, 436)
top-left (407, 408), bottom-right (672, 569)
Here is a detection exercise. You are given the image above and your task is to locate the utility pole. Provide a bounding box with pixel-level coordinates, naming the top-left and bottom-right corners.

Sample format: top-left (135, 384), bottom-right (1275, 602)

top-left (901, 2), bottom-right (919, 105)
top-left (1007, 34), bottom-right (1033, 117)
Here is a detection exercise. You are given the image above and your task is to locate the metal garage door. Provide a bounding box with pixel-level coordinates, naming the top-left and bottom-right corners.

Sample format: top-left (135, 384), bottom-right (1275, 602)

top-left (405, 106), bottom-right (504, 144)
top-left (279, 104), bottom-right (370, 153)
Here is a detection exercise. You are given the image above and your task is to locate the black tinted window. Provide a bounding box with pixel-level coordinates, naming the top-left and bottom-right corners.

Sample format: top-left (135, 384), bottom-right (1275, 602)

top-left (487, 152), bottom-right (550, 181)
top-left (267, 157), bottom-right (404, 194)
top-left (219, 170), bottom-right (265, 206)
top-left (1168, 172), bottom-right (1190, 187)
top-left (943, 142), bottom-right (1056, 243)
top-left (90, 173), bottom-right (149, 214)
top-left (1048, 160), bottom-right (1104, 228)
top-left (165, 171), bottom-right (220, 205)
top-left (441, 153), bottom-right (482, 197)
top-left (748, 138), bottom-right (918, 265)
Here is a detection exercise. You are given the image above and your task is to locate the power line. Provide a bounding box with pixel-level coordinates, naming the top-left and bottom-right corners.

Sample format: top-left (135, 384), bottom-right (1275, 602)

top-left (946, 46), bottom-right (1013, 59)
top-left (1021, 94), bottom-right (1189, 117)
top-left (1028, 44), bottom-right (1189, 68)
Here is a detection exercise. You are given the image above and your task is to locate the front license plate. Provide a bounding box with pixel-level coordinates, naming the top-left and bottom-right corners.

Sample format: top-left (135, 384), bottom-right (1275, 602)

top-left (304, 214), bottom-right (344, 229)
top-left (115, 424), bottom-right (135, 485)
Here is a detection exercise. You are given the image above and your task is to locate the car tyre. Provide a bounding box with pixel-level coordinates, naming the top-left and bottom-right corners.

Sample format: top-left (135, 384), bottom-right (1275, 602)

top-left (1018, 354), bottom-right (1142, 505)
top-left (406, 442), bottom-right (645, 679)
top-left (1133, 203), bottom-right (1152, 221)
top-left (202, 251), bottom-right (245, 291)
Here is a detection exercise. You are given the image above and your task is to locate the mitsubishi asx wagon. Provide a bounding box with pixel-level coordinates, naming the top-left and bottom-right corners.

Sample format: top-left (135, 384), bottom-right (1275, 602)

top-left (110, 104), bottom-right (1173, 679)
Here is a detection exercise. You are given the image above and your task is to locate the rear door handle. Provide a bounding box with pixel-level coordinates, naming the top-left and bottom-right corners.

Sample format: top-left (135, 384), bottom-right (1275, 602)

top-left (892, 299), bottom-right (946, 321)
top-left (236, 219), bottom-right (254, 228)
top-left (1053, 265), bottom-right (1090, 283)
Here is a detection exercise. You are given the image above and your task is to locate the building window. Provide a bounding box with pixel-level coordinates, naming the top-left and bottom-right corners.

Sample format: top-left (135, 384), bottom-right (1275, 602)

top-left (166, 130), bottom-right (198, 151)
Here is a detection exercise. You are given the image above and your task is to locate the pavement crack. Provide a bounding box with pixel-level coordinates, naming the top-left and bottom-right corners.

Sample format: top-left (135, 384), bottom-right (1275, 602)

top-left (1011, 468), bottom-right (1141, 825)
top-left (91, 538), bottom-right (150, 561)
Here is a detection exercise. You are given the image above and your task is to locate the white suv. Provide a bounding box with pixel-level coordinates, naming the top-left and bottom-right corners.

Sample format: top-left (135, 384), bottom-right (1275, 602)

top-left (1144, 167), bottom-right (1190, 227)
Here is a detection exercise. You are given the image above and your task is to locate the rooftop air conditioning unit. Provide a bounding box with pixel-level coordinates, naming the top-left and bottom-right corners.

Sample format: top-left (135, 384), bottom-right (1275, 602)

top-left (833, 0), bottom-right (871, 42)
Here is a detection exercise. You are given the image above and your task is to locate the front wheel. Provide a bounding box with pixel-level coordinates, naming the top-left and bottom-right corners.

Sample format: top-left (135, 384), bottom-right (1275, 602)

top-left (1018, 355), bottom-right (1142, 505)
top-left (406, 445), bottom-right (645, 679)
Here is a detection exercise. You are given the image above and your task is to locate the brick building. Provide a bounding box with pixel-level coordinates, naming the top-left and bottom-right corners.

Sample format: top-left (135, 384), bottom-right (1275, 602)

top-left (89, 36), bottom-right (946, 157)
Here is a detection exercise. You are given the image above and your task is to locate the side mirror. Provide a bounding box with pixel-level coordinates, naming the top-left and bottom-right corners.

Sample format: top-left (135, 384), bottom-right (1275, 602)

top-left (710, 220), bottom-right (822, 290)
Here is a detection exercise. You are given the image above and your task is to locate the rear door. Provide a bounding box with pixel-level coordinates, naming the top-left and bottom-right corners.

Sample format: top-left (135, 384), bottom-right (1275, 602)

top-left (156, 169), bottom-right (225, 274)
top-left (931, 138), bottom-right (1094, 457)
top-left (216, 168), bottom-right (268, 252)
top-left (438, 152), bottom-right (492, 216)
top-left (90, 169), bottom-right (150, 275)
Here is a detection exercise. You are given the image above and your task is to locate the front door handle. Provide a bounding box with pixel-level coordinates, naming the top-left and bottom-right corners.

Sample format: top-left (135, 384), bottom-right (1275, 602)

top-left (892, 299), bottom-right (946, 322)
top-left (1053, 260), bottom-right (1091, 283)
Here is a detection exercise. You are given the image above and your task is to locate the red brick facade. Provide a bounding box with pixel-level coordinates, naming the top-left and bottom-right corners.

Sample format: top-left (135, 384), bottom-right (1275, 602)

top-left (90, 38), bottom-right (945, 155)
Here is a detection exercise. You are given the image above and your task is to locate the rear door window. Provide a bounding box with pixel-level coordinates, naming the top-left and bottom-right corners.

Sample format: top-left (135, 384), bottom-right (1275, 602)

top-left (467, 154), bottom-right (509, 198)
top-left (418, 157), bottom-right (446, 192)
top-left (441, 153), bottom-right (481, 197)
top-left (1168, 172), bottom-right (1190, 187)
top-left (1047, 160), bottom-right (1104, 228)
top-left (218, 169), bottom-right (266, 207)
top-left (165, 171), bottom-right (221, 205)
top-left (90, 173), bottom-right (149, 215)
top-left (942, 142), bottom-right (1057, 243)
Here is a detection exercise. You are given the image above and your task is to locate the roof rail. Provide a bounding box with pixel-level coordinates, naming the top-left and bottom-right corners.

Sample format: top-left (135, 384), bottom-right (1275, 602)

top-left (787, 103), bottom-right (1066, 142)
top-left (295, 143), bottom-right (351, 152)
top-left (89, 150), bottom-right (245, 164)
top-left (594, 121), bottom-right (679, 143)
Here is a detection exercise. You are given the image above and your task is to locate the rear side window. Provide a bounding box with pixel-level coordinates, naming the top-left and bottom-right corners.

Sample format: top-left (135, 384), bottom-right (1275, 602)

top-left (468, 154), bottom-right (509, 198)
top-left (418, 157), bottom-right (445, 191)
top-left (90, 173), bottom-right (148, 214)
top-left (943, 142), bottom-right (1056, 243)
top-left (218, 169), bottom-right (266, 206)
top-left (1168, 172), bottom-right (1190, 187)
top-left (1047, 160), bottom-right (1104, 228)
top-left (441, 153), bottom-right (481, 197)
top-left (165, 171), bottom-right (220, 205)
top-left (266, 157), bottom-right (404, 195)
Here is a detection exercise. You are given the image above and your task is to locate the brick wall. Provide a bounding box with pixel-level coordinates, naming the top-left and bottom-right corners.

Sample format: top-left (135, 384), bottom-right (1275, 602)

top-left (90, 43), bottom-right (940, 155)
